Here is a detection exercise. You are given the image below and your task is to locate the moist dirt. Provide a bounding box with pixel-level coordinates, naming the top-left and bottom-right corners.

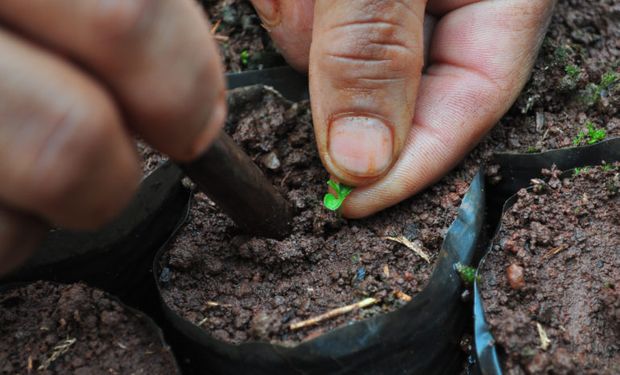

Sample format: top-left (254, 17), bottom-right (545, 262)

top-left (480, 164), bottom-right (620, 374)
top-left (0, 282), bottom-right (178, 375)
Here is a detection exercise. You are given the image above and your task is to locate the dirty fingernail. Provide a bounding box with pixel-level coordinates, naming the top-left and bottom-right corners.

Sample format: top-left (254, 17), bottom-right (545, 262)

top-left (328, 116), bottom-right (393, 178)
top-left (250, 0), bottom-right (280, 27)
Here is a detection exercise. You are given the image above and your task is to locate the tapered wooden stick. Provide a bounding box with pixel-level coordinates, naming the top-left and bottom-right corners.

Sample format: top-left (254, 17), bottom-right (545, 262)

top-left (181, 132), bottom-right (293, 239)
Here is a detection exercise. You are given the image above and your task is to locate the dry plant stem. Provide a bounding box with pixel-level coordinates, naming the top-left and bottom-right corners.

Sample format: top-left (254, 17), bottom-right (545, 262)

top-left (38, 338), bottom-right (76, 371)
top-left (543, 244), bottom-right (568, 259)
top-left (181, 132), bottom-right (293, 239)
top-left (289, 297), bottom-right (379, 331)
top-left (383, 236), bottom-right (431, 263)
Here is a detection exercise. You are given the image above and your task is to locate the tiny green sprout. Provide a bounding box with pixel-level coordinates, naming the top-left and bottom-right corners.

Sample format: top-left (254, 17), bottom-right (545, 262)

top-left (240, 50), bottom-right (250, 66)
top-left (573, 121), bottom-right (606, 146)
top-left (454, 263), bottom-right (480, 285)
top-left (573, 166), bottom-right (590, 176)
top-left (323, 180), bottom-right (353, 211)
top-left (600, 71), bottom-right (619, 88)
top-left (526, 146), bottom-right (539, 154)
top-left (564, 64), bottom-right (580, 79)
top-left (602, 163), bottom-right (616, 172)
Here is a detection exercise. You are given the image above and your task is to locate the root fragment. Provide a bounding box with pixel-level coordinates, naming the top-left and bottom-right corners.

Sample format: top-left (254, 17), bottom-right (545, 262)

top-left (384, 236), bottom-right (431, 263)
top-left (289, 297), bottom-right (379, 331)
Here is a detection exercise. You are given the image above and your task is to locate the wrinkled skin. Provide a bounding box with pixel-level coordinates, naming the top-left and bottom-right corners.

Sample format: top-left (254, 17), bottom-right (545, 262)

top-left (0, 0), bottom-right (554, 274)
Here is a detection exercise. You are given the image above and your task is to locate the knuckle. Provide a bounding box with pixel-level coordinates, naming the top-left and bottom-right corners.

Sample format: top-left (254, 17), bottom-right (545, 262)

top-left (94, 0), bottom-right (154, 40)
top-left (27, 97), bottom-right (117, 213)
top-left (318, 16), bottom-right (420, 86)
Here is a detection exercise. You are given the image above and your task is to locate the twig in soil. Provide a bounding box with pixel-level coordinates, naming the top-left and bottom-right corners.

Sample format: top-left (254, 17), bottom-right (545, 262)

top-left (383, 236), bottom-right (431, 263)
top-left (289, 297), bottom-right (379, 331)
top-left (536, 322), bottom-right (551, 351)
top-left (27, 355), bottom-right (33, 374)
top-left (38, 337), bottom-right (76, 371)
top-left (394, 290), bottom-right (412, 302)
top-left (197, 317), bottom-right (209, 327)
top-left (543, 244), bottom-right (568, 259)
top-left (206, 301), bottom-right (232, 308)
top-left (210, 20), bottom-right (222, 34)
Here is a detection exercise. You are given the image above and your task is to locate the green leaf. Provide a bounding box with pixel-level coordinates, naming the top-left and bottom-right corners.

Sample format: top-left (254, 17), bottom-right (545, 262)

top-left (323, 193), bottom-right (342, 211)
top-left (455, 262), bottom-right (480, 285)
top-left (323, 180), bottom-right (354, 211)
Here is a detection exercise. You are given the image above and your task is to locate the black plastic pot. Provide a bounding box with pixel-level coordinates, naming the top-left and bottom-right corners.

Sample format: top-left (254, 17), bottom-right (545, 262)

top-left (474, 139), bottom-right (620, 375)
top-left (153, 165), bottom-right (485, 374)
top-left (0, 162), bottom-right (191, 310)
top-left (0, 281), bottom-right (181, 374)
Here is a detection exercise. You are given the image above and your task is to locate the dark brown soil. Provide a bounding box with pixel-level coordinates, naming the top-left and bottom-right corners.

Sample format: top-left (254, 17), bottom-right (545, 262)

top-left (0, 282), bottom-right (178, 375)
top-left (137, 140), bottom-right (168, 176)
top-left (201, 0), bottom-right (284, 72)
top-left (159, 86), bottom-right (486, 345)
top-left (480, 164), bottom-right (620, 374)
top-left (486, 0), bottom-right (620, 153)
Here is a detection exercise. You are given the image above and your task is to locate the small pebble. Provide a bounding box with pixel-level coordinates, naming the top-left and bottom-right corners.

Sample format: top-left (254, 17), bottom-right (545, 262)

top-left (506, 264), bottom-right (526, 290)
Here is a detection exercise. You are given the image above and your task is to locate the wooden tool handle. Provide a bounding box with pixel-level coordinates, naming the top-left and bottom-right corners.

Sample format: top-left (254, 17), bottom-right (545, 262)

top-left (180, 132), bottom-right (293, 239)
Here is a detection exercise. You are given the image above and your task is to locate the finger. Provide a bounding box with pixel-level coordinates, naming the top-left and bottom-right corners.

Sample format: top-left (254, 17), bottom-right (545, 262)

top-left (0, 206), bottom-right (47, 276)
top-left (249, 0), bottom-right (315, 71)
top-left (310, 0), bottom-right (427, 187)
top-left (0, 29), bottom-right (140, 229)
top-left (0, 0), bottom-right (226, 161)
top-left (341, 0), bottom-right (556, 218)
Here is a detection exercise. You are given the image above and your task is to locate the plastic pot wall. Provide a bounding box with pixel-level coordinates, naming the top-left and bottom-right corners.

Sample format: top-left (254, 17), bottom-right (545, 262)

top-left (0, 162), bottom-right (191, 311)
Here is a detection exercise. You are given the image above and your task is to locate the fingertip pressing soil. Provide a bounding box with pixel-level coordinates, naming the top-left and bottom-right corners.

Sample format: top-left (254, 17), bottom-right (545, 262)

top-left (0, 281), bottom-right (178, 375)
top-left (200, 0), bottom-right (284, 72)
top-left (486, 0), bottom-right (620, 153)
top-left (480, 163), bottom-right (620, 374)
top-left (159, 86), bottom-right (488, 345)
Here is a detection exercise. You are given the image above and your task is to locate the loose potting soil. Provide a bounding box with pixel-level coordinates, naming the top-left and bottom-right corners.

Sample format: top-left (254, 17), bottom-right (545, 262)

top-left (159, 86), bottom-right (487, 345)
top-left (486, 0), bottom-right (620, 153)
top-left (201, 0), bottom-right (284, 72)
top-left (0, 282), bottom-right (178, 374)
top-left (137, 140), bottom-right (168, 176)
top-left (479, 163), bottom-right (620, 374)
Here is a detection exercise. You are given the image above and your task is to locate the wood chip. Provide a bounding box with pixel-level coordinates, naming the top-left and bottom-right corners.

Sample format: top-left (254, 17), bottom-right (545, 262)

top-left (383, 236), bottom-right (431, 263)
top-left (383, 264), bottom-right (390, 278)
top-left (394, 290), bottom-right (412, 302)
top-left (197, 317), bottom-right (209, 327)
top-left (289, 297), bottom-right (379, 331)
top-left (536, 322), bottom-right (551, 351)
top-left (210, 19), bottom-right (222, 34)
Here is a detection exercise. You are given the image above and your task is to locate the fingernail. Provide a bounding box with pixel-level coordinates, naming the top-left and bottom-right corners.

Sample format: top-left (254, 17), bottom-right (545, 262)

top-left (328, 116), bottom-right (393, 178)
top-left (250, 0), bottom-right (280, 28)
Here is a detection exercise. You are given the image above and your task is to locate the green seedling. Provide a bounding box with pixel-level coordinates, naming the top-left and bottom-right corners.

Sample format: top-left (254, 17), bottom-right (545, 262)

top-left (240, 49), bottom-right (250, 66)
top-left (581, 70), bottom-right (619, 105)
top-left (526, 146), bottom-right (540, 154)
top-left (454, 263), bottom-right (480, 285)
top-left (572, 121), bottom-right (606, 146)
top-left (573, 166), bottom-right (590, 176)
top-left (564, 64), bottom-right (580, 79)
top-left (323, 180), bottom-right (353, 211)
top-left (600, 71), bottom-right (619, 88)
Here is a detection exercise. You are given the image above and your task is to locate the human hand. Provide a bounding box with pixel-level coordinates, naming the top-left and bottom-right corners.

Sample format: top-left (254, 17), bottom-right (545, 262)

top-left (0, 0), bottom-right (226, 274)
top-left (250, 0), bottom-right (556, 217)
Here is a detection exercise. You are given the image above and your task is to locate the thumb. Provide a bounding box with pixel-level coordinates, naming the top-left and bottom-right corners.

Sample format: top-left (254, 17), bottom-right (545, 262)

top-left (310, 0), bottom-right (426, 187)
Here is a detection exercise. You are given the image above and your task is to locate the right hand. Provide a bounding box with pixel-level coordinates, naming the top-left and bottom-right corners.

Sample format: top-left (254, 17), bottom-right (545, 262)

top-left (0, 0), bottom-right (227, 275)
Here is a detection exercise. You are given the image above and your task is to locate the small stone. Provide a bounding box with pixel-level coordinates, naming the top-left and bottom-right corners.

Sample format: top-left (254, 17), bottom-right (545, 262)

top-left (403, 272), bottom-right (414, 282)
top-left (506, 264), bottom-right (526, 290)
top-left (261, 151), bottom-right (281, 170)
